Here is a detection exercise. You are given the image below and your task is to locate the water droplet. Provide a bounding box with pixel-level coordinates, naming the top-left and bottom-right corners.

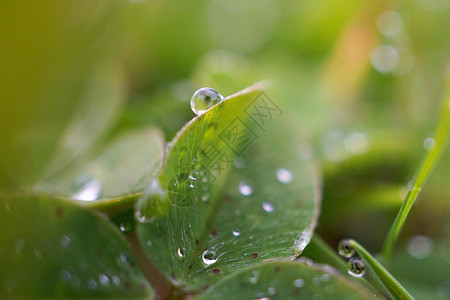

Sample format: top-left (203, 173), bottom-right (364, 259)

top-left (423, 137), bottom-right (436, 152)
top-left (275, 168), bottom-right (293, 184)
top-left (87, 279), bottom-right (98, 290)
top-left (119, 252), bottom-right (129, 264)
top-left (297, 143), bottom-right (313, 160)
top-left (146, 240), bottom-right (152, 247)
top-left (202, 250), bottom-right (218, 265)
top-left (370, 45), bottom-right (400, 73)
top-left (98, 274), bottom-right (110, 286)
top-left (338, 239), bottom-right (355, 258)
top-left (112, 275), bottom-right (121, 285)
top-left (177, 247), bottom-right (186, 258)
top-left (239, 181), bottom-right (253, 196)
top-left (313, 276), bottom-right (321, 286)
top-left (267, 286), bottom-right (276, 295)
top-left (14, 239), bottom-right (25, 255)
top-left (33, 248), bottom-right (42, 259)
top-left (325, 285), bottom-right (335, 295)
top-left (232, 230), bottom-right (241, 237)
top-left (72, 177), bottom-right (102, 201)
top-left (407, 235), bottom-right (433, 259)
top-left (190, 87), bottom-right (224, 115)
top-left (262, 202), bottom-right (274, 213)
top-left (294, 229), bottom-right (312, 253)
top-left (168, 173), bottom-right (200, 207)
top-left (344, 132), bottom-right (368, 155)
top-left (297, 257), bottom-right (313, 265)
top-left (119, 223), bottom-right (127, 232)
top-left (60, 270), bottom-right (72, 282)
top-left (407, 181), bottom-right (422, 192)
top-left (61, 235), bottom-right (71, 248)
top-left (293, 278), bottom-right (305, 288)
top-left (376, 11), bottom-right (403, 37)
top-left (233, 157), bottom-right (246, 169)
top-left (249, 271), bottom-right (259, 284)
top-left (321, 274), bottom-right (330, 282)
top-left (347, 257), bottom-right (366, 277)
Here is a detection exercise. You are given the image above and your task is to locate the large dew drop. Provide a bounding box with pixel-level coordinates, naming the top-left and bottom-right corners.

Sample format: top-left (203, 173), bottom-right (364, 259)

top-left (201, 249), bottom-right (218, 265)
top-left (347, 257), bottom-right (366, 277)
top-left (190, 87), bottom-right (224, 115)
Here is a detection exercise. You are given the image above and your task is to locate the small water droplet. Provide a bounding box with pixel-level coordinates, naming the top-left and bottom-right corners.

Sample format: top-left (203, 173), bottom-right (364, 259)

top-left (313, 276), bottom-right (321, 286)
top-left (275, 168), bottom-right (293, 184)
top-left (60, 270), bottom-right (72, 282)
top-left (72, 176), bottom-right (102, 201)
top-left (146, 240), bottom-right (152, 247)
top-left (423, 137), bottom-right (436, 152)
top-left (232, 231), bottom-right (241, 237)
top-left (297, 257), bottom-right (313, 265)
top-left (177, 247), bottom-right (186, 258)
top-left (239, 181), bottom-right (253, 196)
top-left (293, 278), bottom-right (305, 288)
top-left (376, 11), bottom-right (403, 38)
top-left (347, 257), bottom-right (366, 277)
top-left (249, 271), bottom-right (259, 284)
top-left (344, 132), bottom-right (368, 155)
top-left (321, 274), bottom-right (330, 282)
top-left (120, 223), bottom-right (127, 232)
top-left (119, 252), bottom-right (129, 264)
top-left (338, 239), bottom-right (355, 258)
top-left (61, 235), bottom-right (71, 248)
top-left (262, 202), bottom-right (274, 213)
top-left (267, 287), bottom-right (276, 295)
top-left (202, 250), bottom-right (218, 265)
top-left (407, 235), bottom-right (433, 259)
top-left (112, 275), bottom-right (121, 285)
top-left (233, 157), bottom-right (246, 169)
top-left (407, 181), bottom-right (422, 192)
top-left (190, 87), bottom-right (224, 115)
top-left (33, 248), bottom-right (42, 259)
top-left (99, 274), bottom-right (110, 286)
top-left (14, 239), bottom-right (25, 255)
top-left (87, 279), bottom-right (98, 290)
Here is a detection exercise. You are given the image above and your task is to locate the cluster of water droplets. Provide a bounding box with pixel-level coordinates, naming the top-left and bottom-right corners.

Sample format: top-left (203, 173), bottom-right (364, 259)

top-left (190, 87), bottom-right (224, 115)
top-left (337, 239), bottom-right (366, 277)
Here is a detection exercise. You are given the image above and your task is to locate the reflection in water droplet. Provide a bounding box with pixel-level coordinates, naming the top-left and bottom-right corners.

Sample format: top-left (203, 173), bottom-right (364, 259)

top-left (202, 250), bottom-right (218, 265)
top-left (262, 202), bottom-right (274, 213)
top-left (72, 177), bottom-right (102, 201)
top-left (275, 168), bottom-right (293, 184)
top-left (293, 278), bottom-right (305, 288)
top-left (239, 181), bottom-right (253, 196)
top-left (177, 247), bottom-right (185, 258)
top-left (347, 257), bottom-right (366, 277)
top-left (337, 239), bottom-right (355, 258)
top-left (423, 137), bottom-right (436, 152)
top-left (267, 286), bottom-right (276, 295)
top-left (61, 235), bottom-right (71, 248)
top-left (87, 279), bottom-right (98, 290)
top-left (190, 87), bottom-right (224, 115)
top-left (232, 231), bottom-right (241, 237)
top-left (407, 235), bottom-right (433, 259)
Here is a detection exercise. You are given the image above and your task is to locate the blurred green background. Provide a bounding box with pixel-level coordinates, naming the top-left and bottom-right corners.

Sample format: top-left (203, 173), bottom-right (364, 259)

top-left (0, 0), bottom-right (449, 298)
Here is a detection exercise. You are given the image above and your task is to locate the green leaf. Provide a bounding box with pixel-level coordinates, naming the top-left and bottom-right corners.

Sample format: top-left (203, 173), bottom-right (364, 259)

top-left (136, 83), bottom-right (320, 291)
top-left (0, 1), bottom-right (124, 187)
top-left (0, 194), bottom-right (153, 298)
top-left (194, 261), bottom-right (376, 300)
top-left (43, 127), bottom-right (165, 203)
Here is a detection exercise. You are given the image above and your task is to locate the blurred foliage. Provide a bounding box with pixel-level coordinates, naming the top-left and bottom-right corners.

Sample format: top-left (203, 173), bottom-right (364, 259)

top-left (0, 0), bottom-right (449, 299)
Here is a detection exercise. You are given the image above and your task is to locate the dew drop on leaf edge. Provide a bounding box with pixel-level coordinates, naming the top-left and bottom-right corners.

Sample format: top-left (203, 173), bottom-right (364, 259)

top-left (190, 87), bottom-right (224, 115)
top-left (347, 257), bottom-right (366, 277)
